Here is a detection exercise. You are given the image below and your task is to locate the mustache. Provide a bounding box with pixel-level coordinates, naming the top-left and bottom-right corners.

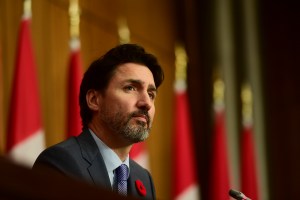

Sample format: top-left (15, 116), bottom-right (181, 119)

top-left (130, 110), bottom-right (150, 123)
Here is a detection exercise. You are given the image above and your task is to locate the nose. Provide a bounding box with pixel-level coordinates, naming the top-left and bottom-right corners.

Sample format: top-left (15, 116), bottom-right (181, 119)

top-left (136, 92), bottom-right (152, 111)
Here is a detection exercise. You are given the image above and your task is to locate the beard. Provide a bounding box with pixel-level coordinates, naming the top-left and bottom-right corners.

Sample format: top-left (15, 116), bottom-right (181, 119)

top-left (99, 107), bottom-right (152, 143)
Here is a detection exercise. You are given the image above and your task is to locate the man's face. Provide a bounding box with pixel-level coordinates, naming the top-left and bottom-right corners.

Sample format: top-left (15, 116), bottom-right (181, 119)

top-left (98, 63), bottom-right (157, 143)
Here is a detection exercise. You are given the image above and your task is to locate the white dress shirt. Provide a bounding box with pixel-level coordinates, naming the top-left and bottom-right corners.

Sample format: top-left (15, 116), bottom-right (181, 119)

top-left (89, 129), bottom-right (130, 187)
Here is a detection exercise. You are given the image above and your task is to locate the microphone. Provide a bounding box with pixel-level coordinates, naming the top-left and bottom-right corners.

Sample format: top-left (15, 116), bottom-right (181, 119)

top-left (229, 189), bottom-right (251, 200)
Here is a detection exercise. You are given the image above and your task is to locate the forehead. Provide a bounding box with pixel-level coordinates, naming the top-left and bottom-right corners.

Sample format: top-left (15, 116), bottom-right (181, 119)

top-left (112, 63), bottom-right (155, 85)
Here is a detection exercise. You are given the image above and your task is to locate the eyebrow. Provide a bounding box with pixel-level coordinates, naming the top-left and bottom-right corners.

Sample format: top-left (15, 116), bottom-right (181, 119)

top-left (125, 79), bottom-right (157, 92)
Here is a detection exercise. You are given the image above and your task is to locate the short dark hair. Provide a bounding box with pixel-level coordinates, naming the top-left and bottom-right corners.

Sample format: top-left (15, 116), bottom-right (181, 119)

top-left (79, 43), bottom-right (164, 130)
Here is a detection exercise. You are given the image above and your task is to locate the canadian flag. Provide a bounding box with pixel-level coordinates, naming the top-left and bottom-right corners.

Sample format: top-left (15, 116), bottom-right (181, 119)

top-left (6, 15), bottom-right (45, 167)
top-left (66, 37), bottom-right (83, 138)
top-left (172, 79), bottom-right (200, 200)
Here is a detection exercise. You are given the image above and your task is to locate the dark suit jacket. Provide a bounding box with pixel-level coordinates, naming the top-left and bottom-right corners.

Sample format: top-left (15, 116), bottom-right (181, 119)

top-left (33, 129), bottom-right (156, 199)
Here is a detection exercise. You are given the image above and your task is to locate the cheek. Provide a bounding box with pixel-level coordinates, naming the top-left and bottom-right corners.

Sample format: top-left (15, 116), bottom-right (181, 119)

top-left (100, 97), bottom-right (122, 114)
top-left (110, 98), bottom-right (133, 114)
top-left (149, 107), bottom-right (155, 119)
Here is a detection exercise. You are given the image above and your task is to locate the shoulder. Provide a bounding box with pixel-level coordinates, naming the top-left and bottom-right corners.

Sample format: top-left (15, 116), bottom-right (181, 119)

top-left (129, 159), bottom-right (153, 183)
top-left (32, 137), bottom-right (82, 173)
top-left (129, 159), bottom-right (149, 174)
top-left (33, 129), bottom-right (96, 169)
top-left (39, 137), bottom-right (79, 157)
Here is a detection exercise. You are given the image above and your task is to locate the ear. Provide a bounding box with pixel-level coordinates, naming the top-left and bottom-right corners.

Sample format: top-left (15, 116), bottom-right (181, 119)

top-left (86, 89), bottom-right (101, 111)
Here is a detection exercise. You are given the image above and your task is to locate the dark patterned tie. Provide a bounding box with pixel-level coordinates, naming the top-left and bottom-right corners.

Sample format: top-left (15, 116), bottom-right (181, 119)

top-left (115, 164), bottom-right (129, 196)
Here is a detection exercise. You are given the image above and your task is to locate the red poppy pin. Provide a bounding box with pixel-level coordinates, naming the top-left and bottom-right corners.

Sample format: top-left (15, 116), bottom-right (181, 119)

top-left (135, 180), bottom-right (146, 197)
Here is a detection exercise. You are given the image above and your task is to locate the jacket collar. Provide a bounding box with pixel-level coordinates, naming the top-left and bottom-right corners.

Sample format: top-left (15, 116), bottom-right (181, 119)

top-left (77, 129), bottom-right (111, 189)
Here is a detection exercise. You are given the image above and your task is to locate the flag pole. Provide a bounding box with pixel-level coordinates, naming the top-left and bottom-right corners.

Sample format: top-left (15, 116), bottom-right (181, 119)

top-left (69, 0), bottom-right (80, 49)
top-left (23, 0), bottom-right (31, 19)
top-left (118, 17), bottom-right (130, 44)
top-left (174, 43), bottom-right (187, 90)
top-left (213, 70), bottom-right (225, 111)
top-left (69, 0), bottom-right (80, 39)
top-left (241, 83), bottom-right (253, 126)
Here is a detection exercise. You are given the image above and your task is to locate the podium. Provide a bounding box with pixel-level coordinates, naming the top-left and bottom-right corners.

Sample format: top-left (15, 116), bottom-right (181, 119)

top-left (0, 156), bottom-right (138, 199)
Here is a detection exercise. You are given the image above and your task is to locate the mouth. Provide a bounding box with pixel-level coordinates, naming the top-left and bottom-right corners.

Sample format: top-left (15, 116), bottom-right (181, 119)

top-left (132, 114), bottom-right (148, 123)
top-left (130, 110), bottom-right (150, 127)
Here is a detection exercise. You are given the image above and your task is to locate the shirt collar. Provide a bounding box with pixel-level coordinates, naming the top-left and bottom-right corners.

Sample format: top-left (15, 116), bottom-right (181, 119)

top-left (89, 129), bottom-right (130, 181)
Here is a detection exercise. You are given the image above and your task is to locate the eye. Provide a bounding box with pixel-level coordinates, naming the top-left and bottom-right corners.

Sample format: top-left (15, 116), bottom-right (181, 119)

top-left (124, 85), bottom-right (136, 91)
top-left (148, 92), bottom-right (156, 100)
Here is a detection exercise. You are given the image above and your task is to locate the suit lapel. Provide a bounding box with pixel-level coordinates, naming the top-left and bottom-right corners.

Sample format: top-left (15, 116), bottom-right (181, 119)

top-left (128, 160), bottom-right (155, 199)
top-left (77, 129), bottom-right (111, 189)
top-left (128, 171), bottom-right (139, 197)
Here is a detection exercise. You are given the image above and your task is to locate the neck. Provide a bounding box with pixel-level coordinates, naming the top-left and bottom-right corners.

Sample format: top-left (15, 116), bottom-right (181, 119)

top-left (88, 122), bottom-right (133, 162)
top-left (113, 147), bottom-right (132, 162)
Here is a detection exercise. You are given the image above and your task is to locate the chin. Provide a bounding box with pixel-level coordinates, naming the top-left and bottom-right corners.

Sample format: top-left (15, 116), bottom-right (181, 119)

top-left (129, 133), bottom-right (149, 143)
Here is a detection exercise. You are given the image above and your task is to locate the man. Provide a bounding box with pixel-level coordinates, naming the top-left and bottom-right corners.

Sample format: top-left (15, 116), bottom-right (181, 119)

top-left (33, 44), bottom-right (164, 199)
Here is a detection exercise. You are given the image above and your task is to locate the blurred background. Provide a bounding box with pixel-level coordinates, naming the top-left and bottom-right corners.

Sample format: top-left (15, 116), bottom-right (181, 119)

top-left (0, 0), bottom-right (300, 199)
